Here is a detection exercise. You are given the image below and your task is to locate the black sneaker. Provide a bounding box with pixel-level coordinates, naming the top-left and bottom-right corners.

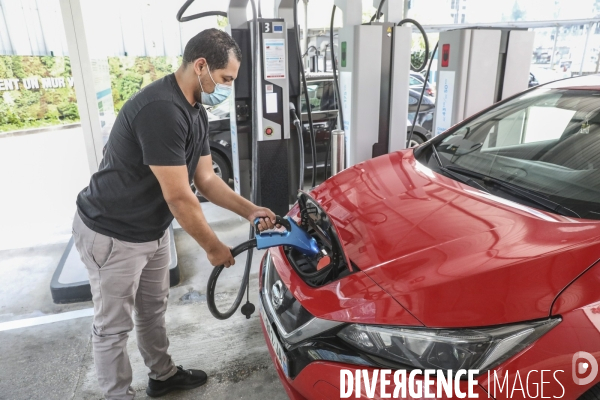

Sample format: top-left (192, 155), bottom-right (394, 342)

top-left (146, 365), bottom-right (208, 397)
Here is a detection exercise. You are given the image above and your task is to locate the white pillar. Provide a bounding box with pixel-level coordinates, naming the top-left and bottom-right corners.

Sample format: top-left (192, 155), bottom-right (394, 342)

top-left (579, 23), bottom-right (593, 76)
top-left (334, 0), bottom-right (362, 27)
top-left (375, 0), bottom-right (404, 23)
top-left (59, 0), bottom-right (104, 174)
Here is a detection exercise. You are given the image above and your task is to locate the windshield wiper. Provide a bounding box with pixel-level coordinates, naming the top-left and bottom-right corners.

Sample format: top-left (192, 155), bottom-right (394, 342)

top-left (446, 165), bottom-right (581, 218)
top-left (429, 145), bottom-right (490, 193)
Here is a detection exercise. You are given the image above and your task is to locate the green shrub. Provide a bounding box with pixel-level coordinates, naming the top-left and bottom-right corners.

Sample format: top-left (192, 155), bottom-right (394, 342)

top-left (58, 102), bottom-right (79, 120)
top-left (0, 55), bottom-right (182, 131)
top-left (119, 71), bottom-right (143, 101)
top-left (11, 57), bottom-right (26, 79)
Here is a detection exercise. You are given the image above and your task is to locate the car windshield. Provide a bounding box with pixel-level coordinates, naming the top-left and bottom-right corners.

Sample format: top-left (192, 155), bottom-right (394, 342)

top-left (300, 80), bottom-right (337, 112)
top-left (419, 88), bottom-right (600, 220)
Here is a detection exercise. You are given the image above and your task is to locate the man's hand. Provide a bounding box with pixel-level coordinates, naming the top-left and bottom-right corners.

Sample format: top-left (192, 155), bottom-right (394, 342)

top-left (207, 240), bottom-right (235, 268)
top-left (247, 206), bottom-right (277, 232)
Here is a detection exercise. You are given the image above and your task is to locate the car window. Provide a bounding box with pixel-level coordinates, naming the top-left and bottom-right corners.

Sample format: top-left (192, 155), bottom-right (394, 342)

top-left (408, 94), bottom-right (418, 105)
top-left (301, 80), bottom-right (337, 112)
top-left (409, 76), bottom-right (422, 86)
top-left (420, 89), bottom-right (600, 219)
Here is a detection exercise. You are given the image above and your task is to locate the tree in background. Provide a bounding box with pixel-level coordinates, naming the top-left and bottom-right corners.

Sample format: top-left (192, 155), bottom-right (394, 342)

top-left (511, 0), bottom-right (526, 21)
top-left (217, 16), bottom-right (228, 29)
top-left (109, 56), bottom-right (180, 112)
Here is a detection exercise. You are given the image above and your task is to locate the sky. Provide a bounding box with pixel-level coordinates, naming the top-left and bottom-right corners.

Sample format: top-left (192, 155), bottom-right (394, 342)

top-left (133, 0), bottom-right (599, 31)
top-left (465, 0), bottom-right (596, 23)
top-left (289, 0), bottom-right (597, 27)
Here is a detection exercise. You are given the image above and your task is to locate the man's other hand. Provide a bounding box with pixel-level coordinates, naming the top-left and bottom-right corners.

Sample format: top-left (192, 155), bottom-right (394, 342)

top-left (207, 241), bottom-right (235, 268)
top-left (247, 207), bottom-right (277, 232)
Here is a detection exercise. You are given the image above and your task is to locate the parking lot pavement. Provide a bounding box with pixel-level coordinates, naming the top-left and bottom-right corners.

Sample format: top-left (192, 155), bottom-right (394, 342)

top-left (0, 205), bottom-right (287, 399)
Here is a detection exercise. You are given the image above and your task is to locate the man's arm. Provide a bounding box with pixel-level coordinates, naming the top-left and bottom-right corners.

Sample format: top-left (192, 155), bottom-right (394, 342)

top-left (193, 154), bottom-right (276, 231)
top-left (150, 164), bottom-right (235, 267)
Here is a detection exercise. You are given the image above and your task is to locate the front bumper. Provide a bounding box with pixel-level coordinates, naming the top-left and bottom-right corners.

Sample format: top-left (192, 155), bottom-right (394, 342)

top-left (259, 252), bottom-right (491, 399)
top-left (259, 247), bottom-right (600, 400)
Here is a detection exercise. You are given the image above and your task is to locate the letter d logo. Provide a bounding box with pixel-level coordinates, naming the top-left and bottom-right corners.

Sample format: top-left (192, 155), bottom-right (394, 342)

top-left (572, 351), bottom-right (598, 386)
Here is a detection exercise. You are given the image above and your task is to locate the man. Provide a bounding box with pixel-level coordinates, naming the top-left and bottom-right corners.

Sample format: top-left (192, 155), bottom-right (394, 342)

top-left (72, 29), bottom-right (276, 399)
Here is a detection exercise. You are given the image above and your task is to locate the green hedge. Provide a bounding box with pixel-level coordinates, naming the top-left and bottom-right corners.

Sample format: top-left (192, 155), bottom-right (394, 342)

top-left (108, 56), bottom-right (181, 112)
top-left (0, 55), bottom-right (77, 132)
top-left (0, 55), bottom-right (181, 133)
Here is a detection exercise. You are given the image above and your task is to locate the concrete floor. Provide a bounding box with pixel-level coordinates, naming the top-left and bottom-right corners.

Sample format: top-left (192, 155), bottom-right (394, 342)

top-left (0, 204), bottom-right (288, 400)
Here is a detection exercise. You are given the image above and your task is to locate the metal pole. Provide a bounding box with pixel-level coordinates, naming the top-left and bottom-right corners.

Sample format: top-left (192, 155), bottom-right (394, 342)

top-left (579, 22), bottom-right (593, 76)
top-left (550, 26), bottom-right (558, 68)
top-left (302, 0), bottom-right (308, 54)
top-left (331, 129), bottom-right (345, 175)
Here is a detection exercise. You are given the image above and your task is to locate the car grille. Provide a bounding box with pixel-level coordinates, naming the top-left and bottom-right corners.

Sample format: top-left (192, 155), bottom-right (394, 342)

top-left (262, 253), bottom-right (315, 336)
top-left (261, 252), bottom-right (343, 346)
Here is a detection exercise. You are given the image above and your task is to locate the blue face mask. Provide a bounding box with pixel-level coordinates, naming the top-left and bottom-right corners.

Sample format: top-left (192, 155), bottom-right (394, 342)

top-left (198, 65), bottom-right (232, 106)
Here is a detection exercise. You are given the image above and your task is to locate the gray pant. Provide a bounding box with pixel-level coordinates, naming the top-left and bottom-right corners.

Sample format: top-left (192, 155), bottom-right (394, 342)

top-left (72, 212), bottom-right (177, 400)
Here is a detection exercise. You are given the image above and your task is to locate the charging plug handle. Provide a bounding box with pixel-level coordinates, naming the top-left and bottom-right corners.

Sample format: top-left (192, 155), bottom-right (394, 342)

top-left (254, 215), bottom-right (292, 232)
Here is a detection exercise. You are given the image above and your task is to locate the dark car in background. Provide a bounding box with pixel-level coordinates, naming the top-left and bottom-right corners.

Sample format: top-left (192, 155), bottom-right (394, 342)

top-left (529, 72), bottom-right (539, 87)
top-left (205, 73), bottom-right (436, 182)
top-left (410, 71), bottom-right (436, 97)
top-left (205, 109), bottom-right (234, 183)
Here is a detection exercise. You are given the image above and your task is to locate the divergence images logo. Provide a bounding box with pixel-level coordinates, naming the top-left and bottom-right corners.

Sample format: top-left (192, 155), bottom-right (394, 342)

top-left (572, 351), bottom-right (598, 386)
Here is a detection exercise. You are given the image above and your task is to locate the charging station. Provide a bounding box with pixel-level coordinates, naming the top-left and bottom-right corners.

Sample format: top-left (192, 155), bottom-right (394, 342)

top-left (227, 0), bottom-right (302, 217)
top-left (334, 0), bottom-right (413, 166)
top-left (433, 28), bottom-right (535, 135)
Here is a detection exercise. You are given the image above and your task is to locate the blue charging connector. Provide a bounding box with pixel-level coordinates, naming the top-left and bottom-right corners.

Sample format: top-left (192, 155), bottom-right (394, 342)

top-left (207, 215), bottom-right (320, 320)
top-left (254, 216), bottom-right (320, 257)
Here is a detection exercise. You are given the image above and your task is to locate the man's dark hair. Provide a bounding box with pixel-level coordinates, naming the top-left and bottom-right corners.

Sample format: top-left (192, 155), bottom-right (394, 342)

top-left (183, 28), bottom-right (242, 70)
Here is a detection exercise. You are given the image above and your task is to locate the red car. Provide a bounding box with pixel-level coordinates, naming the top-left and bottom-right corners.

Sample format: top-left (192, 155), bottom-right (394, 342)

top-left (259, 76), bottom-right (600, 399)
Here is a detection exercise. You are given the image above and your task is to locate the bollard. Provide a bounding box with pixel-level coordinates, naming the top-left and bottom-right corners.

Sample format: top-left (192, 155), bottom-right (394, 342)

top-left (331, 129), bottom-right (345, 176)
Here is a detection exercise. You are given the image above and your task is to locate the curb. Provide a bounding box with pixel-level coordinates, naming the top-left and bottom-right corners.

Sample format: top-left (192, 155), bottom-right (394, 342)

top-left (0, 123), bottom-right (82, 138)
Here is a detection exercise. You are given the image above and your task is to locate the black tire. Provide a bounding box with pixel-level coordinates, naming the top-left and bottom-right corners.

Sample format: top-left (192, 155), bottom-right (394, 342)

top-left (579, 382), bottom-right (600, 400)
top-left (211, 151), bottom-right (231, 183)
top-left (192, 152), bottom-right (231, 202)
top-left (407, 132), bottom-right (425, 148)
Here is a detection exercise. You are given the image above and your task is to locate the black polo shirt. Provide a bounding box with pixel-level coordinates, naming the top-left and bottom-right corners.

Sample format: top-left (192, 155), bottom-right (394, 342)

top-left (76, 73), bottom-right (210, 242)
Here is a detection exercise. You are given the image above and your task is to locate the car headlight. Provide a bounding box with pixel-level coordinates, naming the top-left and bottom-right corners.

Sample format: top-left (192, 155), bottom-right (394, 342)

top-left (337, 318), bottom-right (560, 373)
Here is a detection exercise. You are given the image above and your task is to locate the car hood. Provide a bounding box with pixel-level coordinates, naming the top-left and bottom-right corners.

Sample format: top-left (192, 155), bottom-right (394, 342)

top-left (309, 150), bottom-right (600, 327)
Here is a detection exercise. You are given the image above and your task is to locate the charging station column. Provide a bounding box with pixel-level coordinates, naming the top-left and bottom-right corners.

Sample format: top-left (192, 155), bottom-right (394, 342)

top-left (255, 19), bottom-right (292, 216)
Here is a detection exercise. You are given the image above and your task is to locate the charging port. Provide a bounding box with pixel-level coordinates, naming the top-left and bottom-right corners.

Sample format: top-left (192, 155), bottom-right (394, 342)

top-left (284, 192), bottom-right (354, 287)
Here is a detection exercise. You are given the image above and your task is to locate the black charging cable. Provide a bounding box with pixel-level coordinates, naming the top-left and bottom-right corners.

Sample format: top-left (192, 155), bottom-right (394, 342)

top-left (294, 0), bottom-right (318, 188)
top-left (206, 239), bottom-right (258, 320)
top-left (370, 0), bottom-right (387, 22)
top-left (407, 42), bottom-right (438, 148)
top-left (397, 19), bottom-right (430, 72)
top-left (176, 0), bottom-right (226, 21)
top-left (290, 102), bottom-right (305, 191)
top-left (302, 45), bottom-right (319, 58)
top-left (330, 6), bottom-right (345, 172)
